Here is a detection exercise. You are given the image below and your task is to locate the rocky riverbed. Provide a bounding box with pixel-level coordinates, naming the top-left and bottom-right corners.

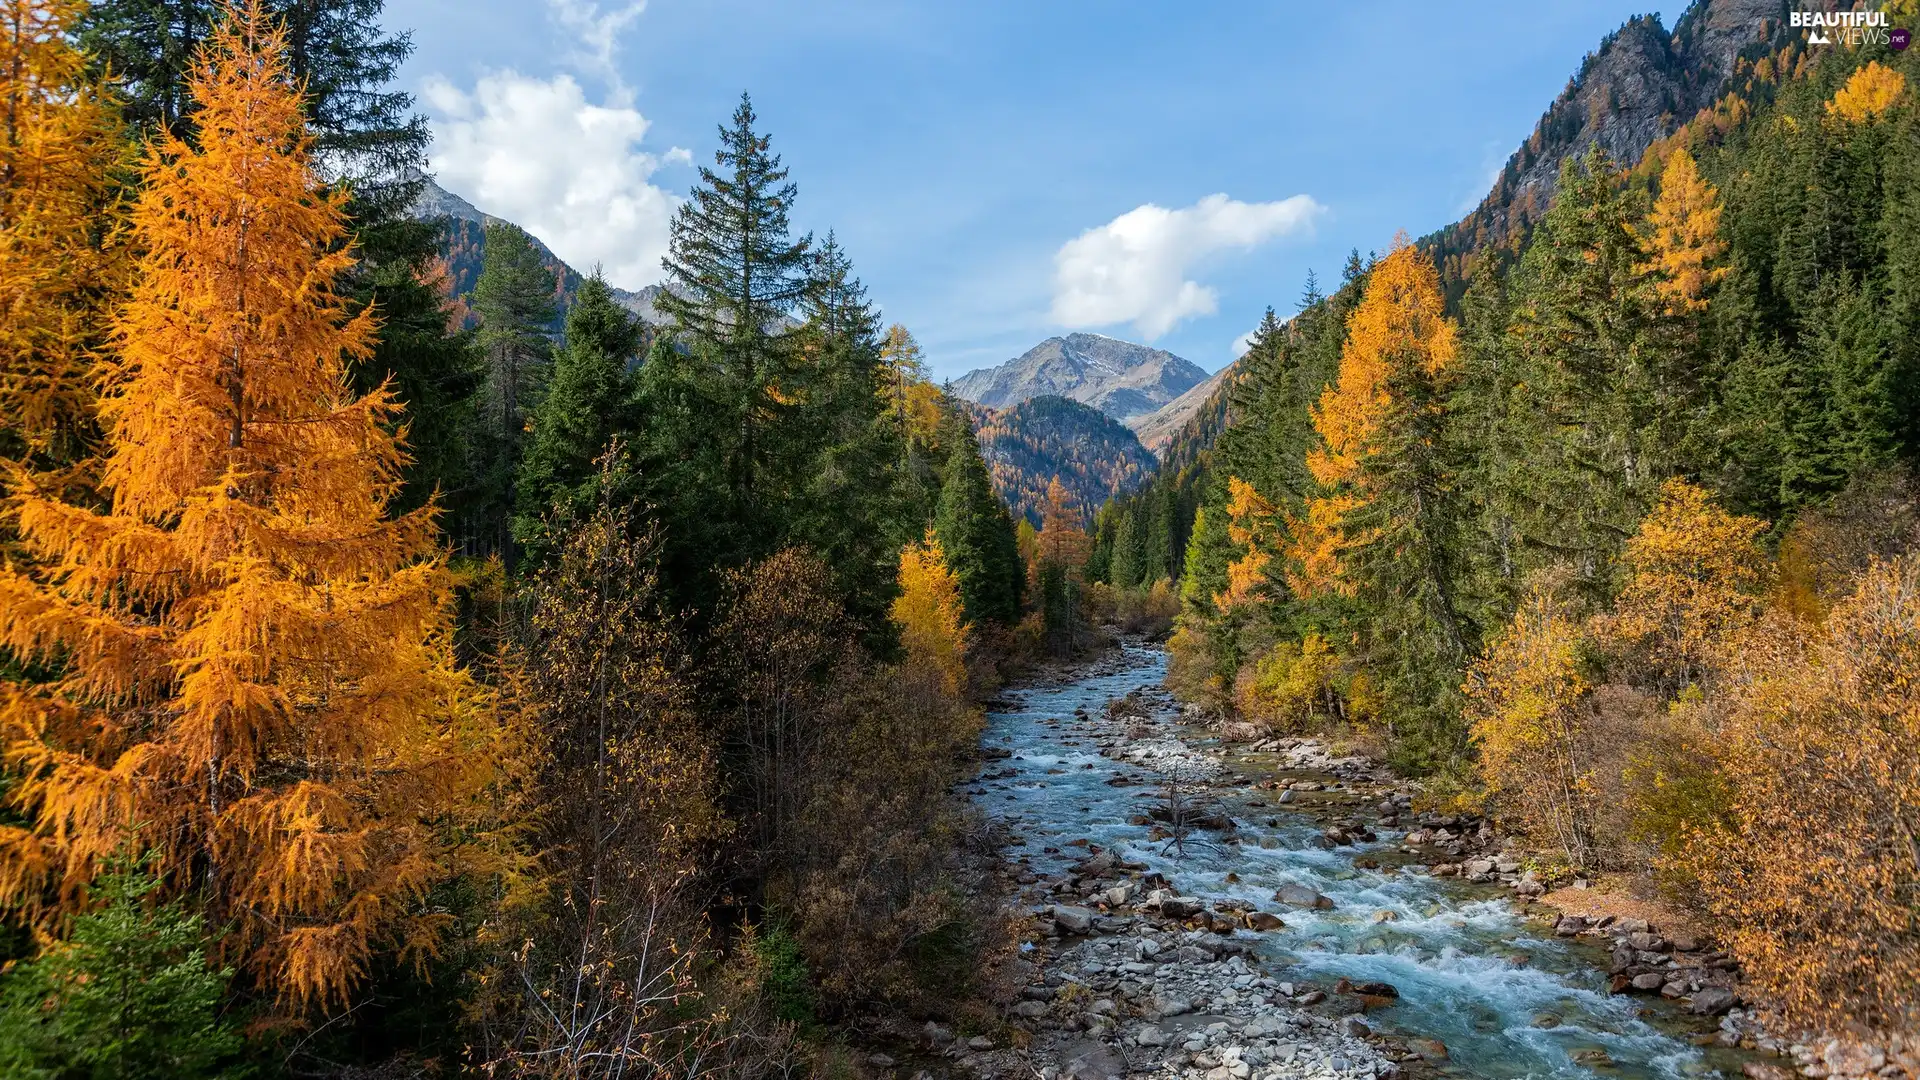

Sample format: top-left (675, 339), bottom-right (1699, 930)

top-left (945, 641), bottom-right (1783, 1080)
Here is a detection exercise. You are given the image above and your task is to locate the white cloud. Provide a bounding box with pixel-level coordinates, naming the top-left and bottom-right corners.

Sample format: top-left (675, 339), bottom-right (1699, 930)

top-left (1231, 328), bottom-right (1258, 358)
top-left (547, 0), bottom-right (647, 83)
top-left (421, 0), bottom-right (685, 291)
top-left (1050, 193), bottom-right (1323, 340)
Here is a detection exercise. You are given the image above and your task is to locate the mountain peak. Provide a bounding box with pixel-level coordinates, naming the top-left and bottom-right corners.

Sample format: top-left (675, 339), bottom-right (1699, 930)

top-left (950, 334), bottom-right (1209, 424)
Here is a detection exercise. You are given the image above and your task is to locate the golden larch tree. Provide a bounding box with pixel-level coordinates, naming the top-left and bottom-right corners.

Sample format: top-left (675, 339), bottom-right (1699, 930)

top-left (892, 530), bottom-right (969, 696)
top-left (1827, 60), bottom-right (1906, 123)
top-left (1638, 148), bottom-right (1727, 314)
top-left (0, 1), bottom-right (490, 1010)
top-left (1598, 478), bottom-right (1768, 691)
top-left (1213, 475), bottom-right (1277, 611)
top-left (0, 0), bottom-right (125, 486)
top-left (1036, 477), bottom-right (1089, 571)
top-left (1287, 237), bottom-right (1456, 596)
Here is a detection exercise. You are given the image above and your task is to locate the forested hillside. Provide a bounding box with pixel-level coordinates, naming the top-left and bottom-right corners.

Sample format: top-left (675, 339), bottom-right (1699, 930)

top-left (970, 395), bottom-right (1158, 527)
top-left (1090, 13), bottom-right (1920, 1052)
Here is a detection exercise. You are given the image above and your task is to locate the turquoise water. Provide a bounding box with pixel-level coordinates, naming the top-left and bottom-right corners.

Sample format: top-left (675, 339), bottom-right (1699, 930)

top-left (976, 644), bottom-right (1748, 1080)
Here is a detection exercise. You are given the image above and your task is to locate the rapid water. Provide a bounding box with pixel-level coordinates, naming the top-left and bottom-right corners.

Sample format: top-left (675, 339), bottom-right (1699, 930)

top-left (976, 643), bottom-right (1749, 1080)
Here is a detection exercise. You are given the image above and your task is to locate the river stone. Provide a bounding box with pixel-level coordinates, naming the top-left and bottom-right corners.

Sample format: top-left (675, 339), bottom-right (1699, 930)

top-left (1689, 987), bottom-right (1737, 1015)
top-left (1053, 905), bottom-right (1094, 934)
top-left (1571, 1048), bottom-right (1614, 1068)
top-left (1741, 1064), bottom-right (1795, 1080)
top-left (1371, 909), bottom-right (1399, 923)
top-left (1246, 911), bottom-right (1286, 930)
top-left (1406, 1037), bottom-right (1449, 1062)
top-left (1135, 1025), bottom-right (1170, 1046)
top-left (1012, 1000), bottom-right (1048, 1019)
top-left (1062, 1041), bottom-right (1128, 1080)
top-left (1272, 883), bottom-right (1334, 909)
top-left (1631, 972), bottom-right (1666, 991)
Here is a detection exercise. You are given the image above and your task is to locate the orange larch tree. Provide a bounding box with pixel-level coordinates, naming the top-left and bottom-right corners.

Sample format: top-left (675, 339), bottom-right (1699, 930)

top-left (1288, 235), bottom-right (1458, 600)
top-left (1637, 148), bottom-right (1727, 314)
top-left (893, 530), bottom-right (970, 697)
top-left (0, 0), bottom-right (125, 489)
top-left (1213, 475), bottom-right (1277, 612)
top-left (0, 1), bottom-right (491, 1010)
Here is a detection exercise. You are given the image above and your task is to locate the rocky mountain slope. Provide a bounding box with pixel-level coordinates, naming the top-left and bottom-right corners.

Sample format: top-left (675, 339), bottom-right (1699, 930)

top-left (952, 334), bottom-right (1210, 425)
top-left (1129, 363), bottom-right (1235, 453)
top-left (412, 177), bottom-right (669, 324)
top-left (1424, 0), bottom-right (1791, 294)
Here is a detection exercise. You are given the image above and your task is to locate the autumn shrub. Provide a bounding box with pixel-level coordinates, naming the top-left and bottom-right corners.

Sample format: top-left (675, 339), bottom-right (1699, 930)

top-left (1466, 584), bottom-right (1614, 868)
top-left (476, 488), bottom-right (728, 1078)
top-left (1773, 467), bottom-right (1920, 622)
top-left (1165, 621), bottom-right (1231, 717)
top-left (725, 548), bottom-right (997, 1019)
top-left (1234, 633), bottom-right (1340, 732)
top-left (1687, 553), bottom-right (1920, 1040)
top-left (780, 660), bottom-right (987, 1015)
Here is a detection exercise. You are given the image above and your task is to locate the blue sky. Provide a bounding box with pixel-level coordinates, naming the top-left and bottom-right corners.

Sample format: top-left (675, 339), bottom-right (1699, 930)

top-left (383, 0), bottom-right (1670, 380)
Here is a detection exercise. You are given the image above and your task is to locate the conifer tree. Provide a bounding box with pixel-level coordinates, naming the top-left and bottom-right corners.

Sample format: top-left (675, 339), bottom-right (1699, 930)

top-left (1496, 150), bottom-right (1678, 598)
top-left (0, 846), bottom-right (244, 1078)
top-left (469, 219), bottom-right (556, 558)
top-left (512, 272), bottom-right (640, 557)
top-left (787, 233), bottom-right (904, 632)
top-left (0, 0), bottom-right (124, 493)
top-left (0, 5), bottom-right (490, 1008)
top-left (932, 412), bottom-right (1021, 627)
top-left (653, 92), bottom-right (812, 516)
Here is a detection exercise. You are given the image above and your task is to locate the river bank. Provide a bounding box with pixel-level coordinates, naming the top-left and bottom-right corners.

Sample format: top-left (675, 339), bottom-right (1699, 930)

top-left (947, 640), bottom-right (1778, 1080)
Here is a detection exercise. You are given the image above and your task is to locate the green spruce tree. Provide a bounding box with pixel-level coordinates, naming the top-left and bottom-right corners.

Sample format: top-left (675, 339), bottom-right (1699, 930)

top-left (470, 220), bottom-right (558, 559)
top-left (512, 273), bottom-right (643, 557)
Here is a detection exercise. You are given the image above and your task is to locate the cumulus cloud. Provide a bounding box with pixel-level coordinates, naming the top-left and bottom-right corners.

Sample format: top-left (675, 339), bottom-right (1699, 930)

top-left (1051, 193), bottom-right (1323, 340)
top-left (421, 1), bottom-right (685, 290)
top-left (1231, 328), bottom-right (1258, 358)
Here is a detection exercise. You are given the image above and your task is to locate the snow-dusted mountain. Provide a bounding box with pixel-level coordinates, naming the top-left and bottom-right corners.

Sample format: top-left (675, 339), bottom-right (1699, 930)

top-left (950, 334), bottom-right (1210, 425)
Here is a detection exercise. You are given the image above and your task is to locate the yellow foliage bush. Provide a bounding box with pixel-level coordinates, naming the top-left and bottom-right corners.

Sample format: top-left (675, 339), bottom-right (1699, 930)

top-left (1688, 554), bottom-right (1920, 1040)
top-left (1165, 621), bottom-right (1230, 717)
top-left (1234, 633), bottom-right (1340, 732)
top-left (893, 531), bottom-right (970, 696)
top-left (1466, 584), bottom-right (1613, 868)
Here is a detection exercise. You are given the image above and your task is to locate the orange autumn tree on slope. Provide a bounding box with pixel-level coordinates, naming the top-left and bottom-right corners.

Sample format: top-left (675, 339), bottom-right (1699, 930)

top-left (0, 0), bottom-right (125, 486)
top-left (0, 2), bottom-right (491, 1010)
top-left (1287, 236), bottom-right (1458, 599)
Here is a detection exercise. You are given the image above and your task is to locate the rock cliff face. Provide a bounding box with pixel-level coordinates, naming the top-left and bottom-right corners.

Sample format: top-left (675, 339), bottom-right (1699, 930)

top-left (1425, 0), bottom-right (1790, 290)
top-left (951, 334), bottom-right (1210, 424)
top-left (410, 177), bottom-right (669, 324)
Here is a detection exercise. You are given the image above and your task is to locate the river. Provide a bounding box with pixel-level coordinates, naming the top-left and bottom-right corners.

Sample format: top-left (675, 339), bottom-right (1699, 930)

top-left (971, 642), bottom-right (1756, 1080)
